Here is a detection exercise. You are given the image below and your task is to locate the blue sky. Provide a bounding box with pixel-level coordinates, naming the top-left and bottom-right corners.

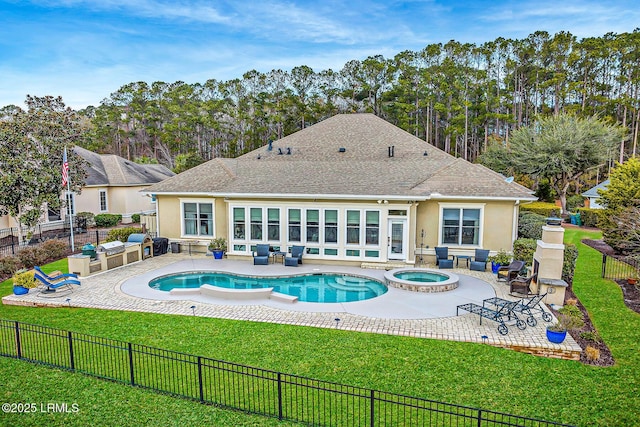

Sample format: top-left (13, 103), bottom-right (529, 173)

top-left (1, 0), bottom-right (638, 110)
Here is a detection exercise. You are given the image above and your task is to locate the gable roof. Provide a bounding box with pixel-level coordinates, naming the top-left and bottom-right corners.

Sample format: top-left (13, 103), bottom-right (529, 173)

top-left (144, 113), bottom-right (535, 201)
top-left (581, 180), bottom-right (609, 198)
top-left (74, 146), bottom-right (174, 187)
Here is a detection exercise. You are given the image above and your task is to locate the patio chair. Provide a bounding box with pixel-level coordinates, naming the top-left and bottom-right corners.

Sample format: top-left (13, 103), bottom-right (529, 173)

top-left (34, 271), bottom-right (81, 294)
top-left (496, 260), bottom-right (526, 282)
top-left (512, 292), bottom-right (553, 326)
top-left (284, 245), bottom-right (305, 267)
top-left (469, 249), bottom-right (490, 271)
top-left (435, 247), bottom-right (454, 269)
top-left (35, 266), bottom-right (78, 282)
top-left (510, 273), bottom-right (537, 296)
top-left (253, 244), bottom-right (270, 265)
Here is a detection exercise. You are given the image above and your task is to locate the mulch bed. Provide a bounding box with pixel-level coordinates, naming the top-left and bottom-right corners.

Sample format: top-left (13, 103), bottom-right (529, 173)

top-left (562, 238), bottom-right (640, 366)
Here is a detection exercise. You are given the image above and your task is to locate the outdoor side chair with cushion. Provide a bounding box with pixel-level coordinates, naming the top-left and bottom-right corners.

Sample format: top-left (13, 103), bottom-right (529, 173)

top-left (435, 247), bottom-right (454, 269)
top-left (497, 260), bottom-right (526, 282)
top-left (284, 245), bottom-right (305, 267)
top-left (510, 273), bottom-right (538, 296)
top-left (469, 249), bottom-right (490, 271)
top-left (253, 244), bottom-right (270, 265)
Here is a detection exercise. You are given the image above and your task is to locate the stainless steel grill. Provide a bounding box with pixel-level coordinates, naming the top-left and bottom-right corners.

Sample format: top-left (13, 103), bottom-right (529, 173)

top-left (98, 241), bottom-right (125, 256)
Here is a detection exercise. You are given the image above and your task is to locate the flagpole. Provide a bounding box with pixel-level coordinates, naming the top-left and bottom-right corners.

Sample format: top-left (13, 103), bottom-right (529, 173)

top-left (63, 147), bottom-right (75, 251)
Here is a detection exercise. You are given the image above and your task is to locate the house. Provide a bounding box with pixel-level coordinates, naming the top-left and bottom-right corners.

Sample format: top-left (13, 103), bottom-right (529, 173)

top-left (67, 146), bottom-right (175, 223)
top-left (143, 114), bottom-right (536, 265)
top-left (581, 180), bottom-right (609, 209)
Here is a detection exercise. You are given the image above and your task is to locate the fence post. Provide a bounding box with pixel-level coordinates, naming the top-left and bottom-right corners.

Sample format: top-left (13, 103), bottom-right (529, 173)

top-left (477, 409), bottom-right (482, 427)
top-left (602, 253), bottom-right (607, 278)
top-left (14, 321), bottom-right (22, 359)
top-left (96, 230), bottom-right (100, 246)
top-left (277, 373), bottom-right (283, 420)
top-left (370, 389), bottom-right (375, 427)
top-left (68, 331), bottom-right (75, 370)
top-left (128, 343), bottom-right (135, 386)
top-left (198, 356), bottom-right (204, 403)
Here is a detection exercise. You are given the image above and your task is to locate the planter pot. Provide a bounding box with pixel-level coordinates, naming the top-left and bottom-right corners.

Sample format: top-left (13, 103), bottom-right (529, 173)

top-left (491, 262), bottom-right (501, 274)
top-left (628, 277), bottom-right (638, 285)
top-left (13, 285), bottom-right (29, 295)
top-left (212, 250), bottom-right (224, 260)
top-left (546, 328), bottom-right (567, 344)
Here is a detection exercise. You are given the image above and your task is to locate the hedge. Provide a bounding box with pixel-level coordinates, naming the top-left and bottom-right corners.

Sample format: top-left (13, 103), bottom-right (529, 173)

top-left (513, 238), bottom-right (536, 266)
top-left (95, 213), bottom-right (122, 228)
top-left (105, 227), bottom-right (143, 243)
top-left (519, 201), bottom-right (560, 218)
top-left (576, 208), bottom-right (606, 228)
top-left (518, 211), bottom-right (547, 240)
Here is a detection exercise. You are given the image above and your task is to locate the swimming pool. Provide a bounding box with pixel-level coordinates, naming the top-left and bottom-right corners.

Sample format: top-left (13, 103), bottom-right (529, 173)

top-left (149, 272), bottom-right (387, 303)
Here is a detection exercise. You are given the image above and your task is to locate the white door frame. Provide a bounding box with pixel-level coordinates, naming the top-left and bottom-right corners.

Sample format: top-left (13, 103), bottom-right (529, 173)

top-left (387, 218), bottom-right (407, 260)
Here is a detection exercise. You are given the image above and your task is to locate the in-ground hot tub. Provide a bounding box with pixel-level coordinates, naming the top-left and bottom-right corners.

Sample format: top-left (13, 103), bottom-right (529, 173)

top-left (384, 268), bottom-right (459, 293)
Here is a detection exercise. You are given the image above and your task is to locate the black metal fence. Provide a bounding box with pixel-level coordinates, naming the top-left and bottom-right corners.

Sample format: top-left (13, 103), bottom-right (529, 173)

top-left (0, 319), bottom-right (573, 427)
top-left (0, 229), bottom-right (111, 257)
top-left (601, 254), bottom-right (640, 280)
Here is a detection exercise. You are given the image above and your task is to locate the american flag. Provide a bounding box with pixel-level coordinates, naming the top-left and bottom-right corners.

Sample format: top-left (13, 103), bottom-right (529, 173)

top-left (62, 147), bottom-right (69, 187)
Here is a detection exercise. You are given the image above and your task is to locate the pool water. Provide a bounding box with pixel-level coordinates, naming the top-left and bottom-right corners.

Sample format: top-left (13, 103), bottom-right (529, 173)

top-left (149, 272), bottom-right (387, 303)
top-left (392, 271), bottom-right (448, 282)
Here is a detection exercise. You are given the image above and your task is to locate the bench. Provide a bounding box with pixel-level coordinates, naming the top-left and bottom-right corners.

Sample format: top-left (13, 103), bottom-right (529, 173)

top-left (456, 299), bottom-right (525, 335)
top-left (200, 284), bottom-right (273, 300)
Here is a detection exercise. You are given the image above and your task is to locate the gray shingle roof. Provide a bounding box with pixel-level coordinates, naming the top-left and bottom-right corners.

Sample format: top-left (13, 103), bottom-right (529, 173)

top-left (144, 113), bottom-right (535, 200)
top-left (74, 146), bottom-right (174, 186)
top-left (581, 180), bottom-right (609, 197)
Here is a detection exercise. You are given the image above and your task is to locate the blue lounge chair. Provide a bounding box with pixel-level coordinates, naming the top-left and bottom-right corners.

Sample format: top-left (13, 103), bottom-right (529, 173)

top-left (253, 244), bottom-right (270, 265)
top-left (35, 266), bottom-right (79, 281)
top-left (435, 247), bottom-right (454, 269)
top-left (34, 271), bottom-right (81, 293)
top-left (469, 249), bottom-right (490, 271)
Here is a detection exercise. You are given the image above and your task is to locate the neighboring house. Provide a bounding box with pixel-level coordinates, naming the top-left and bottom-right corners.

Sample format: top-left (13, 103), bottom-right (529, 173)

top-left (68, 146), bottom-right (175, 222)
top-left (144, 114), bottom-right (536, 265)
top-left (581, 180), bottom-right (609, 209)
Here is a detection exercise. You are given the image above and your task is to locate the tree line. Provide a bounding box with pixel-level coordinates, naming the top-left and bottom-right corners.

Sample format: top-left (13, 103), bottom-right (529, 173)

top-left (5, 29), bottom-right (640, 172)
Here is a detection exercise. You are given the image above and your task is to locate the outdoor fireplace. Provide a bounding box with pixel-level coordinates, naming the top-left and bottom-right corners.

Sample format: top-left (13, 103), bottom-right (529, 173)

top-left (532, 218), bottom-right (568, 305)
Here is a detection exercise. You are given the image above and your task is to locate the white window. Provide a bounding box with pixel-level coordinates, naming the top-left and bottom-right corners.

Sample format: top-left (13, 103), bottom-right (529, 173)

top-left (441, 207), bottom-right (481, 246)
top-left (288, 209), bottom-right (301, 242)
top-left (324, 209), bottom-right (338, 244)
top-left (65, 192), bottom-right (76, 216)
top-left (250, 208), bottom-right (263, 240)
top-left (99, 190), bottom-right (108, 212)
top-left (346, 210), bottom-right (360, 244)
top-left (365, 211), bottom-right (379, 245)
top-left (183, 202), bottom-right (213, 236)
top-left (267, 208), bottom-right (280, 241)
top-left (233, 207), bottom-right (245, 239)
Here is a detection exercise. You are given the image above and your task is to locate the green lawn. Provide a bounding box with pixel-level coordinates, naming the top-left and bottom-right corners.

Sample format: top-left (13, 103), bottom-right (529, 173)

top-left (1, 228), bottom-right (639, 426)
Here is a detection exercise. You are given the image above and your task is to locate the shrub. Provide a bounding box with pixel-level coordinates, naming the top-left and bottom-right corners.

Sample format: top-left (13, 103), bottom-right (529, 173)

top-left (105, 227), bottom-right (143, 243)
top-left (518, 211), bottom-right (546, 239)
top-left (0, 256), bottom-right (22, 276)
top-left (585, 346), bottom-right (600, 361)
top-left (580, 331), bottom-right (602, 343)
top-left (95, 213), bottom-right (122, 228)
top-left (562, 243), bottom-right (579, 285)
top-left (513, 238), bottom-right (536, 266)
top-left (131, 213), bottom-right (141, 224)
top-left (41, 239), bottom-right (69, 261)
top-left (520, 202), bottom-right (560, 218)
top-left (77, 211), bottom-right (95, 227)
top-left (17, 246), bottom-right (47, 269)
top-left (577, 208), bottom-right (605, 228)
top-left (565, 194), bottom-right (585, 212)
top-left (12, 269), bottom-right (38, 289)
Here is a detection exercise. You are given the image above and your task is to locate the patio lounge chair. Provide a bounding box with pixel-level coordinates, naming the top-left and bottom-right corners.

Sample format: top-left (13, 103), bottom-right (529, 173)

top-left (284, 245), bottom-right (305, 267)
top-left (496, 260), bottom-right (526, 282)
top-left (34, 271), bottom-right (81, 294)
top-left (456, 298), bottom-right (526, 335)
top-left (35, 266), bottom-right (78, 282)
top-left (469, 249), bottom-right (490, 271)
top-left (253, 244), bottom-right (270, 265)
top-left (435, 247), bottom-right (454, 269)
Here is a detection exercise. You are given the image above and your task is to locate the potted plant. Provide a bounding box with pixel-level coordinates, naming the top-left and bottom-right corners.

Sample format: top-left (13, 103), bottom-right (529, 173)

top-left (12, 269), bottom-right (38, 295)
top-left (208, 237), bottom-right (227, 260)
top-left (628, 276), bottom-right (638, 285)
top-left (488, 250), bottom-right (511, 274)
top-left (546, 311), bottom-right (584, 344)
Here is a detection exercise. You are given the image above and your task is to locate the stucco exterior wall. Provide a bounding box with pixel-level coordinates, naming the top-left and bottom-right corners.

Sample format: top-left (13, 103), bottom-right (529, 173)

top-left (75, 186), bottom-right (157, 220)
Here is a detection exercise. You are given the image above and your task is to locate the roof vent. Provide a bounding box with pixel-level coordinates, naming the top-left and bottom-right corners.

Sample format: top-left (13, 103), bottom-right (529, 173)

top-left (286, 147), bottom-right (292, 155)
top-left (278, 148), bottom-right (283, 155)
top-left (338, 147), bottom-right (346, 153)
top-left (267, 140), bottom-right (273, 151)
top-left (423, 151), bottom-right (428, 156)
top-left (388, 146), bottom-right (395, 157)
